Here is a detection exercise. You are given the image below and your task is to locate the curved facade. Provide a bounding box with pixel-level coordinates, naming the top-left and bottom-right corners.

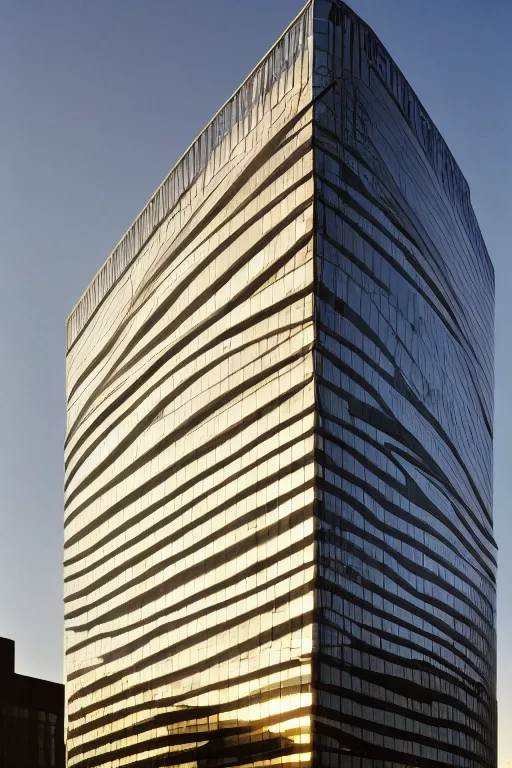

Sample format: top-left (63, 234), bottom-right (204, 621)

top-left (312, 3), bottom-right (496, 767)
top-left (64, 2), bottom-right (496, 767)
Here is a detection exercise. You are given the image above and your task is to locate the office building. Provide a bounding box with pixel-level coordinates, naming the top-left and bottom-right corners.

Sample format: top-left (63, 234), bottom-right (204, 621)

top-left (0, 636), bottom-right (64, 767)
top-left (64, 2), bottom-right (497, 766)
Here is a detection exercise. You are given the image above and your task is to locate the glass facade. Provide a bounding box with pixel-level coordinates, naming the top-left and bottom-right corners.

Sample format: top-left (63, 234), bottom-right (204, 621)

top-left (0, 706), bottom-right (60, 767)
top-left (64, 2), bottom-right (496, 767)
top-left (312, 3), bottom-right (496, 767)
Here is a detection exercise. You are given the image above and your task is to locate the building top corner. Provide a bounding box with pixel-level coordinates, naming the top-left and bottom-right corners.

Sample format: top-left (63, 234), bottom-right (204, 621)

top-left (65, 1), bottom-right (314, 352)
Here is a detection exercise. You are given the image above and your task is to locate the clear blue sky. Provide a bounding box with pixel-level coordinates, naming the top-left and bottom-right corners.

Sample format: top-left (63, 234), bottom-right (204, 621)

top-left (1, 0), bottom-right (510, 762)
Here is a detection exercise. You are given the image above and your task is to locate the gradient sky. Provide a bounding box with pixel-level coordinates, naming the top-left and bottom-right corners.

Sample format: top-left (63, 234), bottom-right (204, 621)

top-left (1, 0), bottom-right (510, 763)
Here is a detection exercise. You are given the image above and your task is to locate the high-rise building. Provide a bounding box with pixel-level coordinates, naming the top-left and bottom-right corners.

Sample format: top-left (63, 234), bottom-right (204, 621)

top-left (64, 2), bottom-right (496, 767)
top-left (0, 637), bottom-right (64, 767)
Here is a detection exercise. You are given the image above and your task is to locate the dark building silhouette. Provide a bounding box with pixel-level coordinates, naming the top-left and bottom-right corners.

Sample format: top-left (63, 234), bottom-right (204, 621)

top-left (0, 637), bottom-right (64, 767)
top-left (64, 1), bottom-right (496, 767)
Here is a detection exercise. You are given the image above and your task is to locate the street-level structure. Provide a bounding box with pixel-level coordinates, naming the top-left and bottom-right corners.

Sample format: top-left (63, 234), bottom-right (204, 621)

top-left (0, 636), bottom-right (64, 767)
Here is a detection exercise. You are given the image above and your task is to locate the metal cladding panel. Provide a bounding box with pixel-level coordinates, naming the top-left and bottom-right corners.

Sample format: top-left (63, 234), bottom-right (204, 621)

top-left (64, 2), bottom-right (496, 767)
top-left (64, 5), bottom-right (316, 767)
top-left (312, 2), bottom-right (496, 767)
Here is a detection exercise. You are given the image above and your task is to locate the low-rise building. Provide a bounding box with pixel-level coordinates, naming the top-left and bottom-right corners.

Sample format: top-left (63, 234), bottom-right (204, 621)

top-left (0, 637), bottom-right (64, 767)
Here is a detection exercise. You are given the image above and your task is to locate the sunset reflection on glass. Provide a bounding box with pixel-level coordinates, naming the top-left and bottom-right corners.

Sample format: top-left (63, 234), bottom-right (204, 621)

top-left (64, 2), bottom-right (496, 767)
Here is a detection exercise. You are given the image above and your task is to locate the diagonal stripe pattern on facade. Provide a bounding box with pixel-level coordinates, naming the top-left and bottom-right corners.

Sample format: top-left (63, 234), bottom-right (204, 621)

top-left (64, 3), bottom-right (497, 767)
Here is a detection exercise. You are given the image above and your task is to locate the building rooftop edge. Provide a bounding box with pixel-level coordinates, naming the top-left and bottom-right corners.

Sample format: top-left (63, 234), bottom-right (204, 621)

top-left (67, 0), bottom-right (490, 349)
top-left (13, 672), bottom-right (64, 689)
top-left (332, 0), bottom-right (473, 192)
top-left (65, 0), bottom-right (313, 343)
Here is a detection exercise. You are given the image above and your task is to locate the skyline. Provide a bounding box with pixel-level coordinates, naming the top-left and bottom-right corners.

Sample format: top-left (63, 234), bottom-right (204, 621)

top-left (1, 0), bottom-right (510, 765)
